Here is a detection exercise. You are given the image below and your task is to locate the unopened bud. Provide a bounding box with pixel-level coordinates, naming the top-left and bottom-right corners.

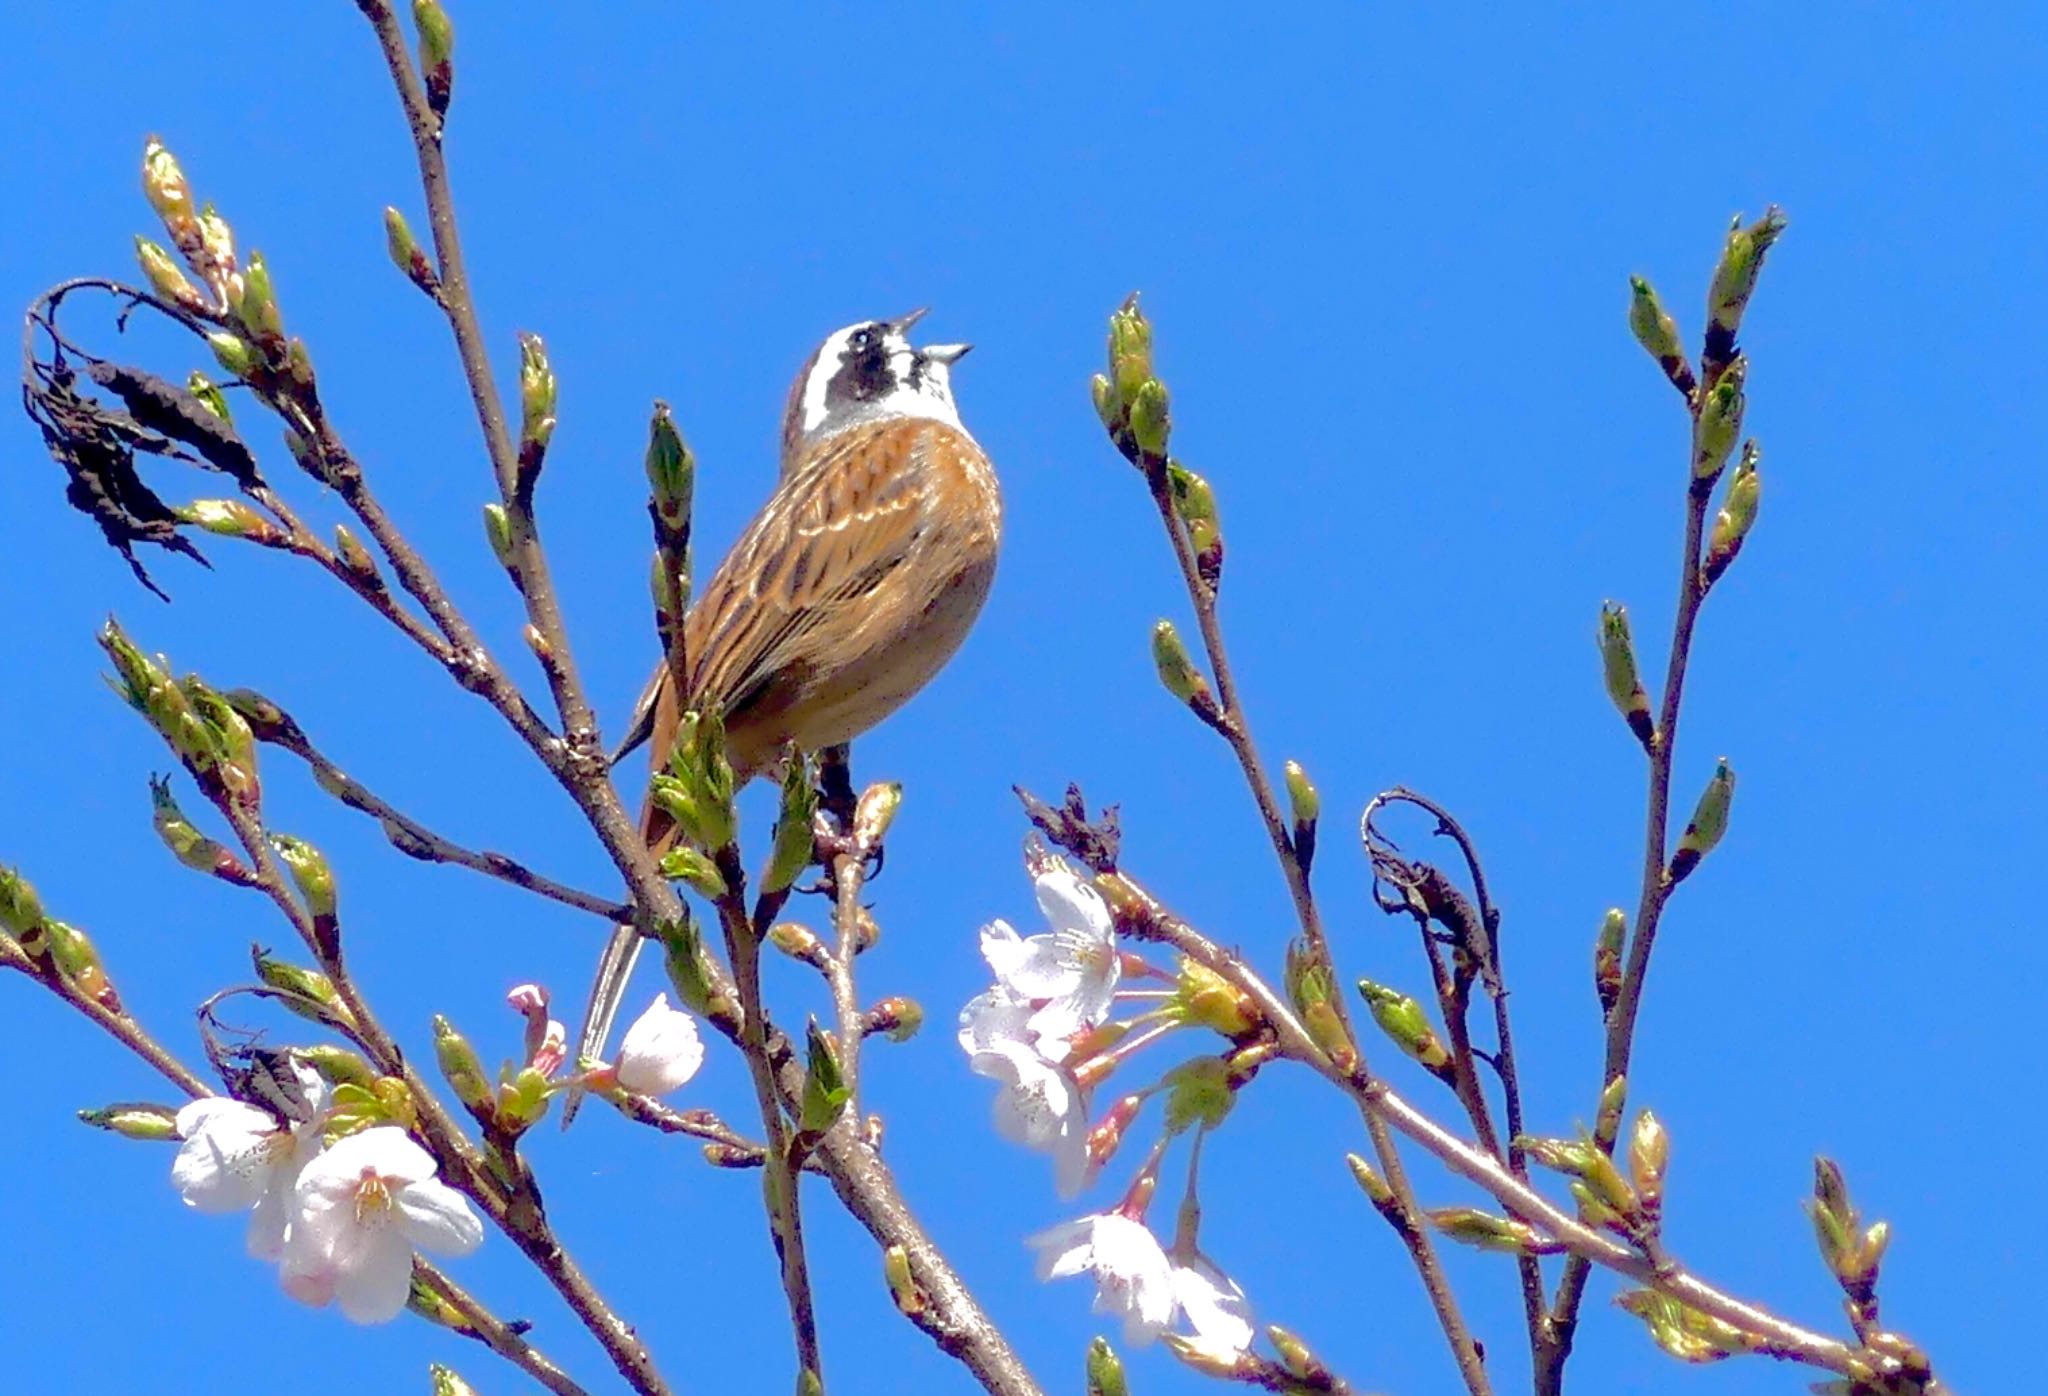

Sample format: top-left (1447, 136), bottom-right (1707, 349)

top-left (1598, 602), bottom-right (1654, 749)
top-left (252, 945), bottom-right (345, 1025)
top-left (1283, 759), bottom-right (1319, 871)
top-left (1705, 207), bottom-right (1788, 368)
top-left (1167, 461), bottom-right (1224, 587)
top-left (268, 833), bottom-right (337, 921)
top-left (1090, 372), bottom-right (1119, 432)
top-left (883, 1244), bottom-right (923, 1317)
top-left (1357, 978), bottom-right (1451, 1073)
top-left (333, 524), bottom-right (379, 584)
top-left (1692, 356), bottom-right (1747, 481)
top-left (1429, 1206), bottom-right (1559, 1255)
top-left (0, 866), bottom-right (45, 940)
top-left (195, 204), bottom-right (237, 289)
top-left (1163, 1332), bottom-right (1246, 1378)
top-left (1345, 1151), bottom-right (1395, 1209)
top-left (433, 1015), bottom-right (494, 1118)
top-left (1085, 1336), bottom-right (1129, 1396)
top-left (186, 371), bottom-right (232, 423)
top-left (229, 251), bottom-right (283, 344)
top-left (1629, 1109), bottom-right (1670, 1214)
top-left (659, 916), bottom-right (715, 1017)
top-left (1267, 1325), bottom-right (1330, 1385)
top-left (762, 755), bottom-right (818, 895)
top-left (1627, 275), bottom-right (1695, 395)
top-left (208, 332), bottom-right (257, 379)
top-left (853, 781), bottom-right (902, 850)
top-left (480, 502), bottom-right (517, 573)
top-left (1127, 378), bottom-right (1171, 458)
top-left (1596, 1074), bottom-right (1629, 1140)
top-left (383, 206), bottom-right (439, 297)
top-left (767, 920), bottom-right (825, 965)
top-left (141, 136), bottom-right (193, 224)
top-left (428, 1363), bottom-right (480, 1396)
top-left (1618, 1289), bottom-right (1755, 1363)
top-left (863, 996), bottom-right (923, 1043)
top-left (1162, 1056), bottom-right (1234, 1135)
top-left (414, 0), bottom-right (456, 118)
top-left (1106, 294), bottom-right (1153, 403)
top-left (80, 1102), bottom-right (182, 1141)
top-left (45, 919), bottom-right (119, 1009)
top-left (296, 1042), bottom-right (377, 1089)
top-left (517, 332), bottom-right (556, 457)
top-left (134, 236), bottom-right (207, 315)
top-left (645, 402), bottom-right (694, 534)
top-left (1150, 619), bottom-right (1221, 726)
top-left (1174, 958), bottom-right (1255, 1037)
top-left (180, 499), bottom-right (279, 544)
top-left (1703, 443), bottom-right (1762, 584)
top-left (1669, 757), bottom-right (1734, 883)
top-left (1593, 907), bottom-right (1625, 1017)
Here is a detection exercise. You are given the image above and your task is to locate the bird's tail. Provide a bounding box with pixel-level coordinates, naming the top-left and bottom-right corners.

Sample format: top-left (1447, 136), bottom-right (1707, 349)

top-left (562, 667), bottom-right (677, 1128)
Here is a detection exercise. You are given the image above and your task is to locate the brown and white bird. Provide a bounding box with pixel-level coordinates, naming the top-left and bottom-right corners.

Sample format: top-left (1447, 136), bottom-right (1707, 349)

top-left (571, 311), bottom-right (1001, 1097)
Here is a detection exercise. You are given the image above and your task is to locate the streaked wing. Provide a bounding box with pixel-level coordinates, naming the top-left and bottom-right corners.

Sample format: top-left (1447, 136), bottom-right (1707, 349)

top-left (685, 419), bottom-right (931, 719)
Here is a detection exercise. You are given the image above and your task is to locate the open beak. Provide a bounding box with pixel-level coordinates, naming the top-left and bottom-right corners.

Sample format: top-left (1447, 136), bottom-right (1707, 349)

top-left (888, 307), bottom-right (931, 334)
top-left (920, 341), bottom-right (973, 364)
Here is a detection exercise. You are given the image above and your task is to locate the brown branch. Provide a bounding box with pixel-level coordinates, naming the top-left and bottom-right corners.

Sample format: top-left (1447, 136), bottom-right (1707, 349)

top-left (240, 696), bottom-right (631, 922)
top-left (1101, 870), bottom-right (1886, 1385)
top-left (1538, 445), bottom-right (1718, 1394)
top-left (414, 1259), bottom-right (591, 1396)
top-left (2, 936), bottom-right (212, 1098)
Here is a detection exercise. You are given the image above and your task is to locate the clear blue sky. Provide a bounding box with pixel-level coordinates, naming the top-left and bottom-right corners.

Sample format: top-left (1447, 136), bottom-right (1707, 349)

top-left (3, 5), bottom-right (2040, 1394)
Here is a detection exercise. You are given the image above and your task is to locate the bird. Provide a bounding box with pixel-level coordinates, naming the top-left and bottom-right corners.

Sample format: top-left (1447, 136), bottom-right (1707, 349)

top-left (569, 311), bottom-right (1001, 1112)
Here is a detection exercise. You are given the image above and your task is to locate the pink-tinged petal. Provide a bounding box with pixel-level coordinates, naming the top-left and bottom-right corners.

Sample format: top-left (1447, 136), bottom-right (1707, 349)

top-left (958, 988), bottom-right (1033, 1054)
top-left (1034, 869), bottom-right (1112, 943)
top-left (279, 1250), bottom-right (338, 1309)
top-left (397, 1178), bottom-right (484, 1256)
top-left (332, 1231), bottom-right (418, 1324)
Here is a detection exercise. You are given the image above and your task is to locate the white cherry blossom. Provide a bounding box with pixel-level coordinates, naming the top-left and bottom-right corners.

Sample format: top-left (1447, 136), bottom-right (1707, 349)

top-left (281, 1125), bottom-right (482, 1324)
top-left (1170, 1254), bottom-right (1255, 1356)
top-left (979, 868), bottom-right (1121, 1044)
top-left (614, 992), bottom-right (705, 1096)
top-left (968, 1036), bottom-right (1091, 1198)
top-left (170, 1061), bottom-right (328, 1261)
top-left (1028, 1211), bottom-right (1177, 1345)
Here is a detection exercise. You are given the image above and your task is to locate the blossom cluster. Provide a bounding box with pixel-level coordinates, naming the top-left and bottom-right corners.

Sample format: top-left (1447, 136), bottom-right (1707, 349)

top-left (959, 864), bottom-right (1253, 1355)
top-left (170, 992), bottom-right (703, 1323)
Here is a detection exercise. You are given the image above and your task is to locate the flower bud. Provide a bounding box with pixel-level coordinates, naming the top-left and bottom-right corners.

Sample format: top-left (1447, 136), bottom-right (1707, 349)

top-left (1106, 294), bottom-right (1153, 404)
top-left (480, 501), bottom-right (517, 572)
top-left (1267, 1326), bottom-right (1331, 1385)
top-left (658, 915), bottom-right (718, 1019)
top-left (433, 1014), bottom-right (495, 1119)
top-left (659, 844), bottom-right (728, 899)
top-left (883, 1244), bottom-right (924, 1318)
top-left (1627, 275), bottom-right (1695, 395)
top-left (1691, 355), bottom-right (1747, 481)
top-left (180, 499), bottom-right (280, 545)
top-left (1, 865), bottom-right (48, 940)
top-left (1127, 378), bottom-right (1171, 459)
top-left (1516, 1134), bottom-right (1601, 1176)
top-left (1593, 907), bottom-right (1625, 1017)
top-left (134, 236), bottom-right (207, 315)
top-left (1282, 758), bottom-right (1318, 871)
top-left (1086, 1337), bottom-right (1129, 1396)
top-left (428, 1363), bottom-right (480, 1396)
top-left (296, 1042), bottom-right (377, 1090)
top-left (1162, 1333), bottom-right (1247, 1378)
top-left (141, 136), bottom-right (193, 224)
top-left (517, 331), bottom-right (556, 458)
top-left (799, 1020), bottom-right (850, 1135)
top-left (1357, 978), bottom-right (1451, 1073)
top-left (1598, 602), bottom-right (1655, 749)
top-left (1705, 207), bottom-right (1788, 369)
top-left (1167, 461), bottom-right (1224, 587)
top-left (414, 0), bottom-right (456, 118)
top-left (1428, 1206), bottom-right (1558, 1256)
top-left (200, 333), bottom-right (257, 385)
top-left (496, 1066), bottom-right (553, 1133)
top-left (1703, 443), bottom-right (1761, 584)
top-left (1618, 1290), bottom-right (1754, 1362)
top-left (1174, 958), bottom-right (1255, 1037)
top-left (767, 920), bottom-right (825, 965)
top-left (1150, 619), bottom-right (1222, 727)
top-left (645, 401), bottom-right (695, 535)
top-left (252, 945), bottom-right (346, 1025)
top-left (79, 1102), bottom-right (181, 1141)
top-left (1345, 1151), bottom-right (1394, 1208)
top-left (863, 996), bottom-right (923, 1043)
top-left (1596, 1074), bottom-right (1628, 1140)
top-left (1284, 938), bottom-right (1355, 1071)
top-left (383, 206), bottom-right (440, 297)
top-left (661, 710), bottom-right (736, 851)
top-left (1669, 757), bottom-right (1734, 884)
top-left (196, 204), bottom-right (237, 284)
top-left (268, 833), bottom-right (337, 921)
top-left (1089, 372), bottom-right (1119, 432)
top-left (854, 781), bottom-right (902, 850)
top-left (1628, 1108), bottom-right (1670, 1214)
top-left (45, 919), bottom-right (120, 1009)
top-left (229, 251), bottom-right (284, 345)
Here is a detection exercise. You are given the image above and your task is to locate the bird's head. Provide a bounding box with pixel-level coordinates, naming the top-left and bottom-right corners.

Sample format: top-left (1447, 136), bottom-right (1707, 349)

top-left (780, 309), bottom-right (972, 466)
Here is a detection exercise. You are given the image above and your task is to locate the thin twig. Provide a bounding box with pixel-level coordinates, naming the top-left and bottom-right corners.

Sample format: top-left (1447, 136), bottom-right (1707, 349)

top-left (1136, 461), bottom-right (1491, 1396)
top-left (414, 1258), bottom-right (591, 1396)
top-left (1101, 869), bottom-right (1886, 1385)
top-left (2, 937), bottom-right (212, 1098)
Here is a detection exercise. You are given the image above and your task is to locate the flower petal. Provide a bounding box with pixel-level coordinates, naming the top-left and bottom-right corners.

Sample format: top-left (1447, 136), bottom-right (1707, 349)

top-left (300, 1125), bottom-right (436, 1192)
top-left (171, 1101), bottom-right (283, 1213)
top-left (332, 1230), bottom-right (418, 1324)
top-left (1026, 1218), bottom-right (1095, 1280)
top-left (616, 993), bottom-right (706, 1096)
top-left (397, 1178), bottom-right (484, 1256)
top-left (1034, 869), bottom-right (1112, 942)
top-left (1173, 1258), bottom-right (1254, 1354)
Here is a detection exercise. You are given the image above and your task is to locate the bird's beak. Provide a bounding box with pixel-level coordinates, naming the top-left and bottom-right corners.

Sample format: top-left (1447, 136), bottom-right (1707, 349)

top-left (888, 307), bottom-right (930, 334)
top-left (920, 342), bottom-right (973, 364)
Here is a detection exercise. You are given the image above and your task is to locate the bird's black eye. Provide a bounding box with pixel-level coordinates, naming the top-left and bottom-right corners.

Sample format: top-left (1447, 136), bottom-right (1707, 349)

top-left (848, 327), bottom-right (875, 353)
